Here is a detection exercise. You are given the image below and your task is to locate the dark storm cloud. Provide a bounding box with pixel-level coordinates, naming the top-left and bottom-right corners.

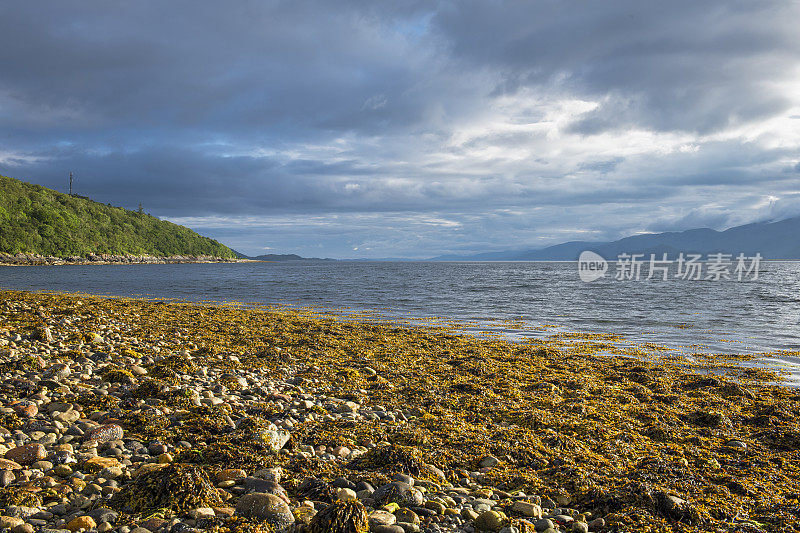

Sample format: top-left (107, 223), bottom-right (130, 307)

top-left (1, 1), bottom-right (799, 257)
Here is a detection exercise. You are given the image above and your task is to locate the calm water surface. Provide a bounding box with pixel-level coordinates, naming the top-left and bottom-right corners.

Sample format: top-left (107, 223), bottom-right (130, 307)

top-left (2, 261), bottom-right (799, 380)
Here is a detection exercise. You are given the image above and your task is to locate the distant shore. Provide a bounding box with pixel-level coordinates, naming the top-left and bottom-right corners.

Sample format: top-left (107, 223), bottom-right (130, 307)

top-left (0, 252), bottom-right (253, 266)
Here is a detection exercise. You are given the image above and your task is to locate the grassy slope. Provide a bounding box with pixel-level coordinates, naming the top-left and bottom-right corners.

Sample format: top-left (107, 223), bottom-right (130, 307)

top-left (0, 175), bottom-right (235, 258)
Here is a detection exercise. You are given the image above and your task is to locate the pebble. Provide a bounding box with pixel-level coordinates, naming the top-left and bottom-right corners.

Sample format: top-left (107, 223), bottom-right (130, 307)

top-left (66, 516), bottom-right (97, 532)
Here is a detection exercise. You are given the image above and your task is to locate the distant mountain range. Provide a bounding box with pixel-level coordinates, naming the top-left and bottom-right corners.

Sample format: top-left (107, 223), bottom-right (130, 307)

top-left (430, 216), bottom-right (800, 261)
top-left (233, 252), bottom-right (334, 261)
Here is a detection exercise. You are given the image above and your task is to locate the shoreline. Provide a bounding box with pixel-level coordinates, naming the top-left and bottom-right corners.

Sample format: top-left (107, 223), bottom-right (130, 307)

top-left (0, 289), bottom-right (798, 532)
top-left (0, 253), bottom-right (255, 266)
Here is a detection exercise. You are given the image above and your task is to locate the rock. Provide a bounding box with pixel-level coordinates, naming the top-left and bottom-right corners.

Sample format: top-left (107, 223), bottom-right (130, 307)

top-left (12, 523), bottom-right (35, 533)
top-left (0, 458), bottom-right (23, 470)
top-left (0, 470), bottom-right (15, 486)
top-left (337, 487), bottom-right (358, 501)
top-left (83, 456), bottom-right (121, 472)
top-left (99, 466), bottom-right (123, 479)
top-left (511, 501), bottom-right (541, 518)
top-left (555, 494), bottom-right (572, 506)
top-left (394, 509), bottom-right (419, 526)
top-left (254, 467), bottom-right (282, 482)
top-left (374, 526), bottom-right (404, 533)
top-left (475, 511), bottom-right (505, 531)
top-left (32, 460), bottom-right (54, 471)
top-left (86, 424), bottom-right (123, 443)
top-left (259, 429), bottom-right (291, 453)
top-left (462, 509), bottom-right (479, 521)
top-left (533, 519), bottom-right (553, 532)
top-left (371, 482), bottom-right (423, 507)
top-left (10, 401), bottom-right (37, 418)
top-left (66, 516), bottom-right (97, 532)
top-left (52, 409), bottom-right (80, 424)
top-left (217, 468), bottom-right (248, 482)
top-left (571, 522), bottom-right (588, 533)
top-left (424, 501), bottom-right (445, 515)
top-left (235, 493), bottom-right (295, 532)
top-left (479, 456), bottom-right (500, 468)
top-left (242, 478), bottom-right (289, 502)
top-left (87, 508), bottom-right (118, 525)
top-left (0, 516), bottom-right (25, 529)
top-left (5, 443), bottom-right (46, 465)
top-left (189, 507), bottom-right (216, 519)
top-left (587, 518), bottom-right (604, 529)
top-left (138, 518), bottom-right (165, 531)
top-left (368, 510), bottom-right (396, 528)
top-left (421, 464), bottom-right (446, 482)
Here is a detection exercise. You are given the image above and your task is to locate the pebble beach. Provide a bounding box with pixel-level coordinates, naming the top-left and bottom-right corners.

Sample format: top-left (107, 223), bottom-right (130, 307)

top-left (1, 289), bottom-right (799, 533)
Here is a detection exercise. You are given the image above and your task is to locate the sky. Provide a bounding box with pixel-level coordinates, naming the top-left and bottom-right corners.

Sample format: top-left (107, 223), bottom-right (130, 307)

top-left (1, 1), bottom-right (799, 258)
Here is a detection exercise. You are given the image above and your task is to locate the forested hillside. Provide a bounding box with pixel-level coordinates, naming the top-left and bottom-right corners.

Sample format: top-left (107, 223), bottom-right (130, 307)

top-left (0, 175), bottom-right (235, 258)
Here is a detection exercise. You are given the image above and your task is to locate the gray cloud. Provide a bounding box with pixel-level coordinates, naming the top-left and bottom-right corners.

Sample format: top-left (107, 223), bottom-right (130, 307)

top-left (1, 1), bottom-right (799, 257)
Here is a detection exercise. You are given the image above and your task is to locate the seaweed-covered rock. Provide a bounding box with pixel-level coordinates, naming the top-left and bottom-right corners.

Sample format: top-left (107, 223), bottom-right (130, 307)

top-left (347, 444), bottom-right (424, 475)
top-left (111, 463), bottom-right (222, 514)
top-left (235, 492), bottom-right (295, 532)
top-left (298, 477), bottom-right (336, 503)
top-left (0, 487), bottom-right (42, 508)
top-left (309, 500), bottom-right (368, 533)
top-left (370, 482), bottom-right (423, 507)
top-left (101, 365), bottom-right (135, 385)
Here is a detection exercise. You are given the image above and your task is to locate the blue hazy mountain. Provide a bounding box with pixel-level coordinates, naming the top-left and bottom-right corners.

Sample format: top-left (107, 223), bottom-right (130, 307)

top-left (430, 216), bottom-right (800, 261)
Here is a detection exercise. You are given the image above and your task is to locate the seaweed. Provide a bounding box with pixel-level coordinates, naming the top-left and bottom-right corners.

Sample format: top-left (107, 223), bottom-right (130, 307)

top-left (308, 500), bottom-right (368, 533)
top-left (111, 463), bottom-right (222, 515)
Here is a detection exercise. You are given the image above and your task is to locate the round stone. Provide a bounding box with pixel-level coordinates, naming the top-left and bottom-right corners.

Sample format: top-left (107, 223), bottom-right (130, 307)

top-left (5, 443), bottom-right (47, 465)
top-left (475, 511), bottom-right (504, 531)
top-left (86, 424), bottom-right (123, 443)
top-left (66, 516), bottom-right (97, 532)
top-left (235, 492), bottom-right (295, 532)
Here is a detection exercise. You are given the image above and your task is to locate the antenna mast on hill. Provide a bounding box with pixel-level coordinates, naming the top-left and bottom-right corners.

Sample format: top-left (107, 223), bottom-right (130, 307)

top-left (69, 172), bottom-right (73, 196)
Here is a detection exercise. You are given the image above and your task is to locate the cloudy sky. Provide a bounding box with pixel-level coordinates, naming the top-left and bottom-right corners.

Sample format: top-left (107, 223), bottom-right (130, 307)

top-left (1, 1), bottom-right (799, 258)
